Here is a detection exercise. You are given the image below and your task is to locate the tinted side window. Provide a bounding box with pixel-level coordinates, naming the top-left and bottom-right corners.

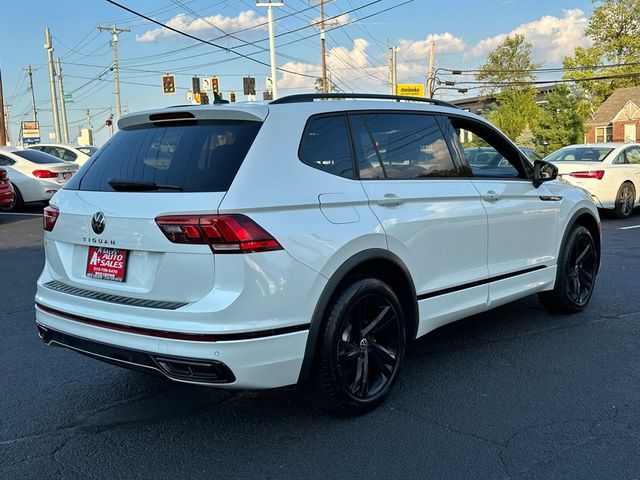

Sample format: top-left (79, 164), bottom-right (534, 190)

top-left (449, 117), bottom-right (528, 178)
top-left (0, 154), bottom-right (15, 166)
top-left (299, 115), bottom-right (353, 179)
top-left (350, 113), bottom-right (457, 179)
top-left (625, 147), bottom-right (640, 164)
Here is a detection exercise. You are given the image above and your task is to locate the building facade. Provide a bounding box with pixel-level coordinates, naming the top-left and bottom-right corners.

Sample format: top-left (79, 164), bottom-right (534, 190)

top-left (585, 87), bottom-right (640, 143)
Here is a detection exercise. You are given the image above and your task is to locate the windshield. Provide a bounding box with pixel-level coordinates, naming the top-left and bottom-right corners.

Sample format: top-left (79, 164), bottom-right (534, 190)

top-left (78, 146), bottom-right (98, 156)
top-left (545, 147), bottom-right (613, 162)
top-left (65, 120), bottom-right (262, 193)
top-left (13, 149), bottom-right (66, 164)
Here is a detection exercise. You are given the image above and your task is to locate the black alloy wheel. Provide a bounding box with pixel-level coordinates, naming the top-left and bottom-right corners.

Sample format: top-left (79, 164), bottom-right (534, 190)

top-left (539, 225), bottom-right (597, 313)
top-left (313, 278), bottom-right (406, 415)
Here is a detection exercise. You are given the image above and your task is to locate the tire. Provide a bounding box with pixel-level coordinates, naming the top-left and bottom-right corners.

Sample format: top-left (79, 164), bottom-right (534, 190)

top-left (613, 182), bottom-right (635, 219)
top-left (0, 184), bottom-right (24, 212)
top-left (539, 225), bottom-right (598, 313)
top-left (312, 277), bottom-right (406, 415)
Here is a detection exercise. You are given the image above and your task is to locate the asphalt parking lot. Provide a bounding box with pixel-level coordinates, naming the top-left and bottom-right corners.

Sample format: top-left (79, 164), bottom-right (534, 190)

top-left (1, 207), bottom-right (639, 480)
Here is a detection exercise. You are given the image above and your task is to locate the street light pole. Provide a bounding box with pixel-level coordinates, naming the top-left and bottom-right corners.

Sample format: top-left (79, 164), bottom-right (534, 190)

top-left (256, 1), bottom-right (283, 100)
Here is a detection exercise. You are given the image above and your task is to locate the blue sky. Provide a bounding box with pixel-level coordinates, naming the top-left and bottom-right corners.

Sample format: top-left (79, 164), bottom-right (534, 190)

top-left (1, 0), bottom-right (595, 145)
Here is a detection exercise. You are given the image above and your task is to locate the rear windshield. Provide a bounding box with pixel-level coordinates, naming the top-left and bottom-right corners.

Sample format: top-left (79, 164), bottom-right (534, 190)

top-left (66, 120), bottom-right (262, 192)
top-left (545, 147), bottom-right (613, 162)
top-left (13, 149), bottom-right (66, 164)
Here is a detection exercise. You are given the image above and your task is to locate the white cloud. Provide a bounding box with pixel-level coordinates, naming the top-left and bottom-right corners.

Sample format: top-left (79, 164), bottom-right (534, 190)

top-left (136, 10), bottom-right (267, 42)
top-left (398, 33), bottom-right (466, 61)
top-left (466, 9), bottom-right (591, 62)
top-left (278, 38), bottom-right (389, 92)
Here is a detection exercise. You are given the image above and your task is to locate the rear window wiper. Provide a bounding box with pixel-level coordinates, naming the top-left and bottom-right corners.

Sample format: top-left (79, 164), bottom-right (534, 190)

top-left (107, 179), bottom-right (183, 191)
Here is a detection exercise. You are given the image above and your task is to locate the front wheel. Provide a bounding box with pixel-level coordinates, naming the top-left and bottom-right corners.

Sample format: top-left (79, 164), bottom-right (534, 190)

top-left (312, 278), bottom-right (406, 415)
top-left (539, 225), bottom-right (598, 313)
top-left (613, 182), bottom-right (635, 219)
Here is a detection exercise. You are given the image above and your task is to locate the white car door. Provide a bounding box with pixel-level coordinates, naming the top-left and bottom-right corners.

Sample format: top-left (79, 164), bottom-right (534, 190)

top-left (446, 115), bottom-right (559, 307)
top-left (350, 112), bottom-right (489, 336)
top-left (612, 146), bottom-right (640, 206)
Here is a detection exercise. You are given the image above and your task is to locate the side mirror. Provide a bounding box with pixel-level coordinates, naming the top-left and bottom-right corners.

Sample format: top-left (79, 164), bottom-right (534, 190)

top-left (533, 159), bottom-right (558, 188)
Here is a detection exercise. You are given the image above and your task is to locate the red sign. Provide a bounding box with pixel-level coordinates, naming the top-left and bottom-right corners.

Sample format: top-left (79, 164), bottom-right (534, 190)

top-left (86, 247), bottom-right (128, 282)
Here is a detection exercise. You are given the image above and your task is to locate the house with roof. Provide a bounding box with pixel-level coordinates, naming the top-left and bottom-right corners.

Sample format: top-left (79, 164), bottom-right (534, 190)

top-left (586, 86), bottom-right (640, 143)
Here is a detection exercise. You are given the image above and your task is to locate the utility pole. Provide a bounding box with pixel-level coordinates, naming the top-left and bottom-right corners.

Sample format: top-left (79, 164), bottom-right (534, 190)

top-left (27, 65), bottom-right (37, 122)
top-left (97, 25), bottom-right (130, 120)
top-left (0, 68), bottom-right (6, 146)
top-left (44, 28), bottom-right (61, 142)
top-left (257, 1), bottom-right (283, 100)
top-left (388, 45), bottom-right (398, 95)
top-left (4, 104), bottom-right (11, 145)
top-left (319, 0), bottom-right (328, 93)
top-left (426, 40), bottom-right (436, 98)
top-left (56, 59), bottom-right (69, 143)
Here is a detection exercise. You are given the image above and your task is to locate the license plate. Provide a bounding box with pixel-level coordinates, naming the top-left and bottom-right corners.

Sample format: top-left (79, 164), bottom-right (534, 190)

top-left (63, 172), bottom-right (73, 180)
top-left (86, 247), bottom-right (128, 282)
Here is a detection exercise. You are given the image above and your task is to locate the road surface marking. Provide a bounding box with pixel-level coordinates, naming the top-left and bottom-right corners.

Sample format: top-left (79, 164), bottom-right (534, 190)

top-left (619, 225), bottom-right (640, 230)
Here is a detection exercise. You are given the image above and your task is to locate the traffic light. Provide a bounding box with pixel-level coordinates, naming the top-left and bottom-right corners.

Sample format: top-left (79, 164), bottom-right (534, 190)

top-left (243, 77), bottom-right (256, 96)
top-left (162, 75), bottom-right (176, 94)
top-left (230, 92), bottom-right (236, 103)
top-left (263, 91), bottom-right (273, 101)
top-left (199, 92), bottom-right (209, 105)
top-left (192, 76), bottom-right (200, 94)
top-left (211, 77), bottom-right (219, 94)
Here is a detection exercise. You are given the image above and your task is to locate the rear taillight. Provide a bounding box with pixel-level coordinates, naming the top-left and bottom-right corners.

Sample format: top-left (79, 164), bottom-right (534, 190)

top-left (569, 170), bottom-right (605, 180)
top-left (43, 206), bottom-right (59, 232)
top-left (0, 169), bottom-right (8, 184)
top-left (32, 170), bottom-right (58, 179)
top-left (155, 214), bottom-right (283, 253)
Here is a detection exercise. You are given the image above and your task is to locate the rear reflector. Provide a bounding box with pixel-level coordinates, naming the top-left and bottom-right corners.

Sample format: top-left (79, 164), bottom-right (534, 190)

top-left (569, 170), bottom-right (605, 180)
top-left (32, 170), bottom-right (58, 179)
top-left (43, 205), bottom-right (59, 231)
top-left (155, 214), bottom-right (283, 253)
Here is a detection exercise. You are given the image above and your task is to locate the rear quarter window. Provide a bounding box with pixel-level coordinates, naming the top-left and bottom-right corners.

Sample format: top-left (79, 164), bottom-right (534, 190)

top-left (66, 120), bottom-right (262, 193)
top-left (298, 114), bottom-right (354, 179)
top-left (13, 149), bottom-right (66, 164)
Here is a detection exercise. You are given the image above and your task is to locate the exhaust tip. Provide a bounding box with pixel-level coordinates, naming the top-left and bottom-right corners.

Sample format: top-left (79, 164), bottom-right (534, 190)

top-left (153, 357), bottom-right (235, 383)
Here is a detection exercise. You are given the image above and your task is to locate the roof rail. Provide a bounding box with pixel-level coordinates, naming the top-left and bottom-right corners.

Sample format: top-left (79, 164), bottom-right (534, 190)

top-left (270, 93), bottom-right (460, 109)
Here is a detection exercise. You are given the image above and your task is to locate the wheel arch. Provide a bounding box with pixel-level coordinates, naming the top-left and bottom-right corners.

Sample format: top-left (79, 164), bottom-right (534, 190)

top-left (562, 207), bottom-right (601, 273)
top-left (297, 248), bottom-right (418, 383)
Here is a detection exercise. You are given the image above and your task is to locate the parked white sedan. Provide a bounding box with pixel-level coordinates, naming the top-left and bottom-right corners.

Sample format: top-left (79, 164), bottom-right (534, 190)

top-left (28, 143), bottom-right (98, 165)
top-left (545, 143), bottom-right (640, 218)
top-left (0, 147), bottom-right (78, 211)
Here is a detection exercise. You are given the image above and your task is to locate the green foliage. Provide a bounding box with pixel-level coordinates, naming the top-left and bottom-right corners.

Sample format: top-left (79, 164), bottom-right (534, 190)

top-left (515, 125), bottom-right (536, 149)
top-left (563, 0), bottom-right (640, 113)
top-left (314, 77), bottom-right (339, 93)
top-left (534, 85), bottom-right (587, 152)
top-left (476, 34), bottom-right (542, 96)
top-left (476, 35), bottom-right (543, 140)
top-left (487, 89), bottom-right (540, 140)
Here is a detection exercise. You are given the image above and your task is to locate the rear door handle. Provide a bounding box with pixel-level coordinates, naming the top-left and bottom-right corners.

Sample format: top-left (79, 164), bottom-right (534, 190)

top-left (376, 193), bottom-right (404, 207)
top-left (481, 190), bottom-right (501, 202)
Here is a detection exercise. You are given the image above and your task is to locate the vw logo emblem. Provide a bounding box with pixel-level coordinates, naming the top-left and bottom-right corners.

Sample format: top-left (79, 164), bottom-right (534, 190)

top-left (91, 211), bottom-right (106, 235)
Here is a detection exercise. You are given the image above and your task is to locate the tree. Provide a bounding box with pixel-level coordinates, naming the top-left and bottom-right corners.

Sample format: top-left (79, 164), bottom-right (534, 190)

top-left (563, 0), bottom-right (640, 113)
top-left (477, 35), bottom-right (542, 139)
top-left (534, 84), bottom-right (587, 152)
top-left (476, 34), bottom-right (542, 96)
top-left (487, 89), bottom-right (540, 140)
top-left (515, 125), bottom-right (536, 150)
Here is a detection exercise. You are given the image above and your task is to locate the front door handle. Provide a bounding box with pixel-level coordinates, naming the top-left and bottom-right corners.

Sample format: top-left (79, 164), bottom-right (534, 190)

top-left (376, 193), bottom-right (404, 207)
top-left (482, 190), bottom-right (501, 202)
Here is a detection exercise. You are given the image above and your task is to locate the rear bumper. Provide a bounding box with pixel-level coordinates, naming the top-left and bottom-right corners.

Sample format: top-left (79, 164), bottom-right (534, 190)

top-left (35, 303), bottom-right (309, 389)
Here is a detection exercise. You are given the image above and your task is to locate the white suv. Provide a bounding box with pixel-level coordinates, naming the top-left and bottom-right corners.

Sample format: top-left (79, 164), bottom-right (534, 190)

top-left (35, 94), bottom-right (601, 415)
